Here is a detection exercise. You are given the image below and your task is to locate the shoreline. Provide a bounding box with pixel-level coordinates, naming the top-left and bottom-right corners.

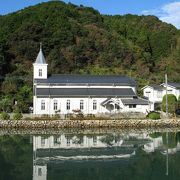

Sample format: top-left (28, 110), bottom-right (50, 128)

top-left (0, 119), bottom-right (180, 129)
top-left (0, 127), bottom-right (180, 136)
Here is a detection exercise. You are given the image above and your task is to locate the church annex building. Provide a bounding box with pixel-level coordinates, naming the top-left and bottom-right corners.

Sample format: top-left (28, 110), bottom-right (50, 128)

top-left (33, 46), bottom-right (149, 115)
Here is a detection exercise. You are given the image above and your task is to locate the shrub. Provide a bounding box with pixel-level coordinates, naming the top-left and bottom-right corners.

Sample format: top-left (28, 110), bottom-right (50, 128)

top-left (41, 114), bottom-right (50, 118)
top-left (149, 132), bottom-right (162, 138)
top-left (54, 114), bottom-right (61, 119)
top-left (162, 94), bottom-right (177, 114)
top-left (24, 117), bottom-right (32, 120)
top-left (13, 112), bottom-right (23, 120)
top-left (0, 112), bottom-right (10, 120)
top-left (147, 112), bottom-right (160, 120)
top-left (76, 113), bottom-right (84, 119)
top-left (13, 107), bottom-right (21, 113)
top-left (66, 113), bottom-right (73, 119)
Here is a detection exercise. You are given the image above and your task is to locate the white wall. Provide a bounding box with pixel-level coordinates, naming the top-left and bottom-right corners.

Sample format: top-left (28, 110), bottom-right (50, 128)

top-left (33, 165), bottom-right (47, 180)
top-left (143, 87), bottom-right (163, 103)
top-left (122, 104), bottom-right (149, 114)
top-left (143, 136), bottom-right (163, 153)
top-left (33, 96), bottom-right (149, 115)
top-left (144, 86), bottom-right (180, 103)
top-left (32, 133), bottom-right (152, 151)
top-left (33, 64), bottom-right (48, 79)
top-left (35, 85), bottom-right (136, 91)
top-left (33, 135), bottom-right (121, 150)
top-left (165, 86), bottom-right (180, 100)
top-left (33, 97), bottom-right (118, 115)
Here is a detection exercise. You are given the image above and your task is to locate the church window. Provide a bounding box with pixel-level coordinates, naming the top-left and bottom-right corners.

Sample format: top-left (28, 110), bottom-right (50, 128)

top-left (54, 100), bottom-right (58, 110)
top-left (38, 168), bottom-right (42, 176)
top-left (80, 100), bottom-right (84, 110)
top-left (93, 136), bottom-right (97, 146)
top-left (41, 100), bottom-right (45, 110)
top-left (66, 100), bottom-right (70, 110)
top-left (93, 100), bottom-right (97, 110)
top-left (41, 137), bottom-right (45, 146)
top-left (39, 69), bottom-right (42, 77)
top-left (67, 138), bottom-right (70, 146)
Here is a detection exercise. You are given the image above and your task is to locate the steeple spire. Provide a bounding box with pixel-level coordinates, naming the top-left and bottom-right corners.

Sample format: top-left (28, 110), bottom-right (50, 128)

top-left (35, 42), bottom-right (46, 64)
top-left (33, 43), bottom-right (48, 79)
top-left (40, 42), bottom-right (42, 51)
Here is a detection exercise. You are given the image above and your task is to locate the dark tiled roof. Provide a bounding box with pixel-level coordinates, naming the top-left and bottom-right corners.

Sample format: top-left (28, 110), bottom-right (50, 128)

top-left (121, 98), bottom-right (149, 105)
top-left (142, 85), bottom-right (164, 90)
top-left (35, 88), bottom-right (136, 97)
top-left (36, 147), bottom-right (135, 158)
top-left (150, 85), bottom-right (164, 90)
top-left (35, 74), bottom-right (136, 86)
top-left (167, 83), bottom-right (180, 89)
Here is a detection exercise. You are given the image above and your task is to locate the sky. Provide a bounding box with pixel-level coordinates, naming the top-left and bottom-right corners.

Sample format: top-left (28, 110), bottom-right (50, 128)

top-left (0, 0), bottom-right (179, 28)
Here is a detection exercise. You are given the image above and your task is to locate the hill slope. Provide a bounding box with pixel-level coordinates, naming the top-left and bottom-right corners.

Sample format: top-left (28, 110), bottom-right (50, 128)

top-left (0, 1), bottom-right (179, 111)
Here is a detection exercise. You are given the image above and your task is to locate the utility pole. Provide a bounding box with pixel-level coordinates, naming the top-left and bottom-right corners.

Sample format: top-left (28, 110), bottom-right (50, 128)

top-left (166, 131), bottom-right (169, 176)
top-left (165, 74), bottom-right (169, 176)
top-left (165, 74), bottom-right (168, 117)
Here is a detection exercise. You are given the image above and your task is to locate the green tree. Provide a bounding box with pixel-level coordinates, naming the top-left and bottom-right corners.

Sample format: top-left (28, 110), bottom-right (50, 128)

top-left (162, 94), bottom-right (177, 114)
top-left (162, 132), bottom-right (177, 148)
top-left (0, 97), bottom-right (13, 112)
top-left (1, 77), bottom-right (18, 95)
top-left (16, 85), bottom-right (33, 113)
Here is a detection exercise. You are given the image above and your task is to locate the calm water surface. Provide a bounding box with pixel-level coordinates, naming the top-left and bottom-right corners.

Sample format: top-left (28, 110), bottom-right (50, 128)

top-left (0, 129), bottom-right (180, 180)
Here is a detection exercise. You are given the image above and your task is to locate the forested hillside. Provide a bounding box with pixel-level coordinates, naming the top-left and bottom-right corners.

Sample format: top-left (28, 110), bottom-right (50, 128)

top-left (0, 1), bottom-right (180, 112)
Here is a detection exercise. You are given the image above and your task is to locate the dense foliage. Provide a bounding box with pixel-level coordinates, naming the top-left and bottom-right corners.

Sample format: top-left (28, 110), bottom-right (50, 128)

top-left (13, 112), bottom-right (23, 120)
top-left (0, 1), bottom-right (179, 112)
top-left (147, 111), bottom-right (161, 120)
top-left (162, 94), bottom-right (177, 114)
top-left (0, 112), bottom-right (10, 120)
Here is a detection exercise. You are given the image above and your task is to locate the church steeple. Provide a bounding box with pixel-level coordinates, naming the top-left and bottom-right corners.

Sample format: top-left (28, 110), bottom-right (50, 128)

top-left (33, 43), bottom-right (48, 79)
top-left (35, 43), bottom-right (46, 64)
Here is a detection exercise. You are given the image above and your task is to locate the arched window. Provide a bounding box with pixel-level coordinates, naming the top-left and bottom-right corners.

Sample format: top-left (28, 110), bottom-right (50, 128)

top-left (54, 100), bottom-right (58, 110)
top-left (93, 100), bottom-right (97, 110)
top-left (66, 100), bottom-right (70, 110)
top-left (80, 100), bottom-right (84, 110)
top-left (39, 69), bottom-right (42, 77)
top-left (41, 100), bottom-right (45, 110)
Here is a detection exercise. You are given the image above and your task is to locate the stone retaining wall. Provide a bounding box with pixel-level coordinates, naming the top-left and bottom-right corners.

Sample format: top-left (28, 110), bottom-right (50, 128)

top-left (0, 119), bottom-right (180, 129)
top-left (0, 127), bottom-right (179, 136)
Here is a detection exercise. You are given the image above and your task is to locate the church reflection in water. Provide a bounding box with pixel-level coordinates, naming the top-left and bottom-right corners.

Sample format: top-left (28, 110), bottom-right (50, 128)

top-left (32, 132), bottom-right (180, 180)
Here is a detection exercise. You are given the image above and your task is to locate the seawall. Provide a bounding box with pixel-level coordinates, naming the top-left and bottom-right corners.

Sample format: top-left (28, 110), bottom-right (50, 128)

top-left (0, 119), bottom-right (180, 129)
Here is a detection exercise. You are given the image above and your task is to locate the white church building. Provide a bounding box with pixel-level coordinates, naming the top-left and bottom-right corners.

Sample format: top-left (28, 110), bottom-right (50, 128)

top-left (33, 46), bottom-right (149, 115)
